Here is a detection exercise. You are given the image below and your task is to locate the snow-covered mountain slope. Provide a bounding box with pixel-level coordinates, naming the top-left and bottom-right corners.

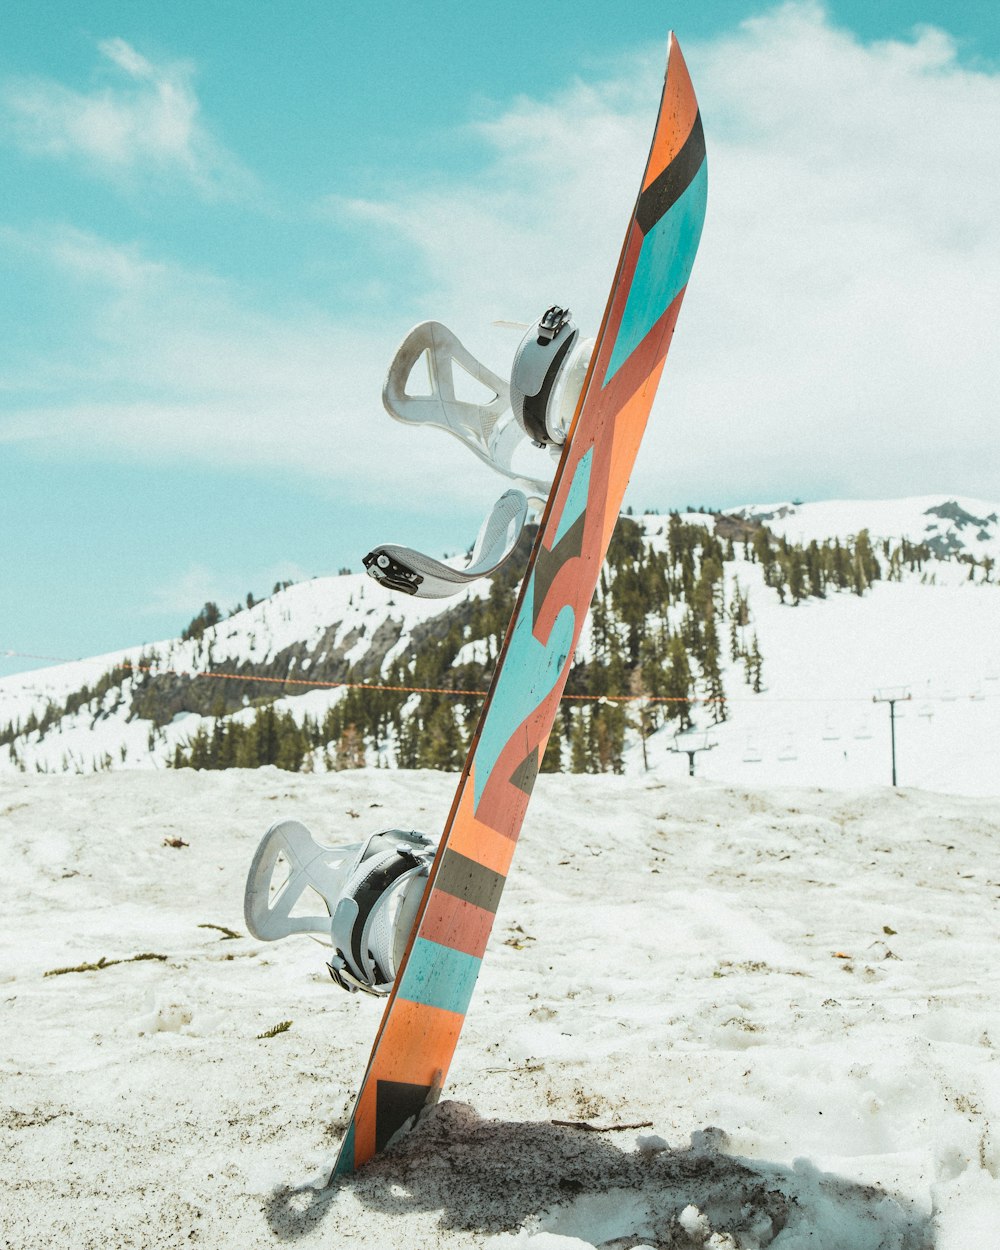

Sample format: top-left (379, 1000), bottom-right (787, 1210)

top-left (2, 495), bottom-right (997, 795)
top-left (0, 570), bottom-right (486, 772)
top-left (651, 552), bottom-right (999, 796)
top-left (731, 495), bottom-right (1000, 563)
top-left (1, 571), bottom-right (461, 724)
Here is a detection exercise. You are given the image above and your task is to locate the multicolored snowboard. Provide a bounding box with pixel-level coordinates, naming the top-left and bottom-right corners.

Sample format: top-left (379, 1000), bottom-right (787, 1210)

top-left (334, 32), bottom-right (707, 1176)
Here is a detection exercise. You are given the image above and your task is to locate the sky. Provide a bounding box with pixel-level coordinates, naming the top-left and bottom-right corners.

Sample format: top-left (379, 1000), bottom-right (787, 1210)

top-left (1, 0), bottom-right (998, 677)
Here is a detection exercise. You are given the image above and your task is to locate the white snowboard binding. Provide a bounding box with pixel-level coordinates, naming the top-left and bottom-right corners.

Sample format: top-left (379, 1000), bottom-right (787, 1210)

top-left (363, 308), bottom-right (593, 598)
top-left (244, 819), bottom-right (438, 996)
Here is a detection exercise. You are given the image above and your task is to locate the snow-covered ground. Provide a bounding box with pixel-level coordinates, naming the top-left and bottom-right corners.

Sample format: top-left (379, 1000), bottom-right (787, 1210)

top-left (3, 767), bottom-right (998, 1248)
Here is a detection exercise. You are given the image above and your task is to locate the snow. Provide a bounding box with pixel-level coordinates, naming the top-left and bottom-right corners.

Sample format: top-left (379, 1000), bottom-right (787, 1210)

top-left (0, 571), bottom-right (476, 727)
top-left (7, 552), bottom-right (1000, 795)
top-left (730, 496), bottom-right (1000, 564)
top-left (3, 766), bottom-right (998, 1247)
top-left (4, 495), bottom-right (999, 798)
top-left (0, 571), bottom-right (491, 773)
top-left (673, 557), bottom-right (1000, 797)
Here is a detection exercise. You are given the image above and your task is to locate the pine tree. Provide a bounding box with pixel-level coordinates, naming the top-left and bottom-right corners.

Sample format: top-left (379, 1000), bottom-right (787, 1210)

top-left (626, 665), bottom-right (656, 771)
top-left (335, 725), bottom-right (365, 770)
top-left (748, 633), bottom-right (764, 693)
top-left (570, 708), bottom-right (591, 773)
top-left (851, 529), bottom-right (880, 595)
top-left (592, 702), bottom-right (626, 773)
top-left (729, 613), bottom-right (741, 663)
top-left (539, 731), bottom-right (563, 773)
top-left (664, 634), bottom-right (693, 729)
top-left (805, 540), bottom-right (826, 597)
top-left (701, 615), bottom-right (727, 724)
top-left (420, 701), bottom-right (465, 770)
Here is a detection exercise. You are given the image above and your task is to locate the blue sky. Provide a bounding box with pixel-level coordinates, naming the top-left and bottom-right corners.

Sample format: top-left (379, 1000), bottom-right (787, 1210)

top-left (2, 1), bottom-right (998, 677)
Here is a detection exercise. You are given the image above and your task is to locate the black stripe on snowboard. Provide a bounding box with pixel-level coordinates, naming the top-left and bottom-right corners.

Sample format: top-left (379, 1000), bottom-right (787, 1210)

top-left (635, 111), bottom-right (705, 235)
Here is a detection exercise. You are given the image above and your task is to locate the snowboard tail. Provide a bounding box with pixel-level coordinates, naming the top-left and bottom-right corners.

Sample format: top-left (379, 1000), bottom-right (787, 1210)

top-left (334, 32), bottom-right (706, 1176)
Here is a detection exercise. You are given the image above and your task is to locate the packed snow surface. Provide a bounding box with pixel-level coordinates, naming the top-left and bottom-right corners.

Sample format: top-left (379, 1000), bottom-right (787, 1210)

top-left (3, 767), bottom-right (999, 1248)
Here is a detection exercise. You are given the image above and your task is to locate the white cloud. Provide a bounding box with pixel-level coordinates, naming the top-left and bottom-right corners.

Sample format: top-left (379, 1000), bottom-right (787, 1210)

top-left (660, 1), bottom-right (1000, 504)
top-left (333, 2), bottom-right (1000, 505)
top-left (1, 38), bottom-right (249, 196)
top-left (332, 68), bottom-right (653, 334)
top-left (142, 562), bottom-right (311, 617)
top-left (3, 5), bottom-right (998, 512)
top-left (0, 224), bottom-right (459, 507)
top-left (0, 222), bottom-right (537, 512)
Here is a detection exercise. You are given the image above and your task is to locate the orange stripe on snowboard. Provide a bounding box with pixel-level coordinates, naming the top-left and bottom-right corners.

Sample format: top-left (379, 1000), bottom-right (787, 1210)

top-left (350, 998), bottom-right (464, 1162)
top-left (421, 890), bottom-right (495, 960)
top-left (446, 778), bottom-right (522, 867)
top-left (642, 42), bottom-right (699, 190)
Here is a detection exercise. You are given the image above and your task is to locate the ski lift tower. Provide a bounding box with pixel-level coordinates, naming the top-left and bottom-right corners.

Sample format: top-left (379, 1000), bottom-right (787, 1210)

top-left (872, 686), bottom-right (911, 787)
top-left (669, 729), bottom-right (717, 778)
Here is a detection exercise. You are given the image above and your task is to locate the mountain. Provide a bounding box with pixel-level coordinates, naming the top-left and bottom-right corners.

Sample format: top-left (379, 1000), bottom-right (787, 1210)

top-left (2, 496), bottom-right (997, 795)
top-left (729, 495), bottom-right (1000, 563)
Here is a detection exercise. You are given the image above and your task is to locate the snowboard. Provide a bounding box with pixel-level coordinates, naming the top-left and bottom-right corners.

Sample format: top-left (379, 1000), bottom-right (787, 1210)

top-left (333, 31), bottom-right (707, 1176)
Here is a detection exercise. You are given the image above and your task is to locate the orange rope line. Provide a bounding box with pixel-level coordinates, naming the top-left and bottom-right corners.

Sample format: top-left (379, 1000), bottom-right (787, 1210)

top-left (2, 649), bottom-right (83, 664)
top-left (2, 649), bottom-right (996, 706)
top-left (3, 650), bottom-right (725, 704)
top-left (114, 658), bottom-right (727, 705)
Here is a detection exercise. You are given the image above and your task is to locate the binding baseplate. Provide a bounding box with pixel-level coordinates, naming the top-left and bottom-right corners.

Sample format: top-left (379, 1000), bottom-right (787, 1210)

top-left (363, 313), bottom-right (593, 598)
top-left (244, 819), bottom-right (438, 996)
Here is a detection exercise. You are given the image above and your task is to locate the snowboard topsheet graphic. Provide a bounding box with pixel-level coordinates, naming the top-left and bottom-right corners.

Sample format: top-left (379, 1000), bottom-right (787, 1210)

top-left (334, 31), bottom-right (707, 1175)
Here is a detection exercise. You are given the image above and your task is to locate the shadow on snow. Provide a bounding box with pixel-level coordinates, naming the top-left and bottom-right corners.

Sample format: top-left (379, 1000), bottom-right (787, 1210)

top-left (263, 1101), bottom-right (933, 1249)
